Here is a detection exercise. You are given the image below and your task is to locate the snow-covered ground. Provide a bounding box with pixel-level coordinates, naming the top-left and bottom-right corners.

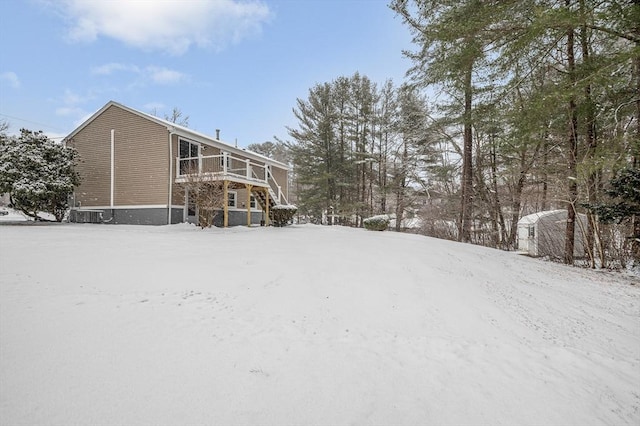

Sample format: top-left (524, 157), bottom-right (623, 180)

top-left (0, 208), bottom-right (27, 222)
top-left (1, 223), bottom-right (638, 426)
top-left (0, 207), bottom-right (54, 222)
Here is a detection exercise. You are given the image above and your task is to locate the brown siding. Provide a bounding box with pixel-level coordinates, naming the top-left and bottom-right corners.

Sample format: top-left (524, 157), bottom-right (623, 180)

top-left (172, 176), bottom-right (186, 207)
top-left (271, 166), bottom-right (288, 200)
top-left (201, 144), bottom-right (220, 156)
top-left (70, 105), bottom-right (170, 207)
top-left (230, 187), bottom-right (259, 209)
top-left (67, 119), bottom-right (110, 207)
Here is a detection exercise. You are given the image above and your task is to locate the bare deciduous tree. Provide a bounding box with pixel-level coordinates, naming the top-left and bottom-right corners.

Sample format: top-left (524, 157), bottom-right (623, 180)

top-left (165, 107), bottom-right (189, 127)
top-left (178, 164), bottom-right (224, 228)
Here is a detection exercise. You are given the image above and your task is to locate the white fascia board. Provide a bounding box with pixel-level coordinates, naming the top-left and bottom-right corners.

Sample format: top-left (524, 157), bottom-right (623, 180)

top-left (74, 205), bottom-right (183, 210)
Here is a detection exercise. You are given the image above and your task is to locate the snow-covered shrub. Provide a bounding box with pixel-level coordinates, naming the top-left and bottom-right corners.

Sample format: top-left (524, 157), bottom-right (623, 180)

top-left (363, 214), bottom-right (390, 231)
top-left (271, 204), bottom-right (297, 227)
top-left (0, 129), bottom-right (80, 222)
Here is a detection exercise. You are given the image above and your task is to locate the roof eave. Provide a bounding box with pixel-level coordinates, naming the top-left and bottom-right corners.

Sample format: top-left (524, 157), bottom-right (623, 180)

top-left (63, 101), bottom-right (291, 170)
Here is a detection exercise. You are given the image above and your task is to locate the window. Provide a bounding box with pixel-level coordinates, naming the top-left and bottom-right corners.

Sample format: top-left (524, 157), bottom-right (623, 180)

top-left (528, 226), bottom-right (535, 238)
top-left (179, 139), bottom-right (199, 174)
top-left (228, 191), bottom-right (237, 208)
top-left (250, 195), bottom-right (257, 209)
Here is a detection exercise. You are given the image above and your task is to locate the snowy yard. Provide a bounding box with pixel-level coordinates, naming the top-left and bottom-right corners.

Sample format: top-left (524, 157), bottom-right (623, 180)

top-left (0, 223), bottom-right (638, 426)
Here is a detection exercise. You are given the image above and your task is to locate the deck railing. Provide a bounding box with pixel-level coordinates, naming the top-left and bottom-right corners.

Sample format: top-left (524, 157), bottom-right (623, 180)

top-left (176, 153), bottom-right (288, 205)
top-left (268, 174), bottom-right (288, 206)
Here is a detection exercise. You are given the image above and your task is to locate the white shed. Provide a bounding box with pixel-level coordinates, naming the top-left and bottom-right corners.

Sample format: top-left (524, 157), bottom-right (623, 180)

top-left (517, 210), bottom-right (588, 259)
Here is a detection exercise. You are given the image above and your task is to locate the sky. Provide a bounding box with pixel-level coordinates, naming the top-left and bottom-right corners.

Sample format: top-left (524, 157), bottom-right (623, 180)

top-left (0, 0), bottom-right (413, 148)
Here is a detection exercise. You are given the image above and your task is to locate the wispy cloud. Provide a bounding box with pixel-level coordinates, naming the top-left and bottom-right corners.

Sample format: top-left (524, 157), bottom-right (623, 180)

top-left (90, 63), bottom-right (139, 75)
top-left (61, 88), bottom-right (90, 105)
top-left (55, 106), bottom-right (86, 118)
top-left (54, 0), bottom-right (272, 55)
top-left (54, 89), bottom-right (94, 128)
top-left (0, 71), bottom-right (21, 89)
top-left (143, 102), bottom-right (166, 113)
top-left (145, 67), bottom-right (186, 85)
top-left (91, 62), bottom-right (187, 85)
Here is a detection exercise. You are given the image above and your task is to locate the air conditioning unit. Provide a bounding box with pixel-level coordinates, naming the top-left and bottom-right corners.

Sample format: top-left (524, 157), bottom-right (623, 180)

top-left (70, 209), bottom-right (103, 224)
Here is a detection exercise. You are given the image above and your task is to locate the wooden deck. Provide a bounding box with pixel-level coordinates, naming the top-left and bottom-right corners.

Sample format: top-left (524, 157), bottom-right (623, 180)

top-left (174, 153), bottom-right (290, 227)
top-left (175, 153), bottom-right (288, 205)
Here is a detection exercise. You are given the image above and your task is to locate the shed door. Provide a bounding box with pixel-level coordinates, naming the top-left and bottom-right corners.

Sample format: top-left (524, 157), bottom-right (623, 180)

top-left (517, 224), bottom-right (534, 253)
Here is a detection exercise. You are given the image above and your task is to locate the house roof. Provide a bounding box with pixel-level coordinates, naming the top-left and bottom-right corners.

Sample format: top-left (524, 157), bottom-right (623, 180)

top-left (63, 100), bottom-right (290, 170)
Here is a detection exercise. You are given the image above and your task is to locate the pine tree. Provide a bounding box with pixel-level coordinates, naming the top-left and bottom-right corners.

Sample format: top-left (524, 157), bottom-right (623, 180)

top-left (288, 82), bottom-right (337, 219)
top-left (390, 0), bottom-right (514, 242)
top-left (584, 167), bottom-right (640, 262)
top-left (288, 74), bottom-right (390, 224)
top-left (391, 0), bottom-right (638, 266)
top-left (392, 84), bottom-right (431, 231)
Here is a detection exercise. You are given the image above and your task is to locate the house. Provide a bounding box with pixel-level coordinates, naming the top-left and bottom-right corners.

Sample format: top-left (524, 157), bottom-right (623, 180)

top-left (517, 209), bottom-right (588, 258)
top-left (63, 101), bottom-right (292, 226)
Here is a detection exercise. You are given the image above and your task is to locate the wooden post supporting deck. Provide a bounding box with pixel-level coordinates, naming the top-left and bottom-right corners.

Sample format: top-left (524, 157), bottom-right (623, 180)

top-left (223, 180), bottom-right (229, 228)
top-left (265, 188), bottom-right (270, 226)
top-left (246, 184), bottom-right (253, 227)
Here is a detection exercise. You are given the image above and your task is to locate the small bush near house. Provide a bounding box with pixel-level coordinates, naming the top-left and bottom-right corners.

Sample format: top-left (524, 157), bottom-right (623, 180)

top-left (271, 204), bottom-right (297, 227)
top-left (363, 215), bottom-right (390, 231)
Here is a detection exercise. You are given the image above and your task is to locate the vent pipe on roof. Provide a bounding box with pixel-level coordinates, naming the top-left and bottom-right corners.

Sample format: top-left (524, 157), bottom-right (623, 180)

top-left (216, 129), bottom-right (220, 140)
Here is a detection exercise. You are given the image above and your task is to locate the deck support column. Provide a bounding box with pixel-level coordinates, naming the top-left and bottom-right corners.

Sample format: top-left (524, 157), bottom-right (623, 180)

top-left (223, 180), bottom-right (229, 228)
top-left (265, 187), bottom-right (270, 227)
top-left (246, 184), bottom-right (253, 227)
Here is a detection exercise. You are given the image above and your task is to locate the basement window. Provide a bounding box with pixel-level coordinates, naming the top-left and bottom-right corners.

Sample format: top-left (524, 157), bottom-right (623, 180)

top-left (228, 191), bottom-right (237, 208)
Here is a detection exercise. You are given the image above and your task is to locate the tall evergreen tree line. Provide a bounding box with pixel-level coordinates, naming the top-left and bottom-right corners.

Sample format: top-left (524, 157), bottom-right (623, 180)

top-left (286, 1), bottom-right (638, 267)
top-left (287, 73), bottom-right (432, 228)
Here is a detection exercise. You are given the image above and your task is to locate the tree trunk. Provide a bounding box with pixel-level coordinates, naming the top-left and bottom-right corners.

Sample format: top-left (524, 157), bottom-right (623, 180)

top-left (380, 131), bottom-right (388, 213)
top-left (490, 134), bottom-right (508, 248)
top-left (459, 62), bottom-right (474, 243)
top-left (395, 141), bottom-right (409, 232)
top-left (508, 155), bottom-right (528, 250)
top-left (633, 0), bottom-right (640, 258)
top-left (580, 0), bottom-right (598, 268)
top-left (541, 132), bottom-right (549, 211)
top-left (634, 0), bottom-right (640, 168)
top-left (564, 1), bottom-right (579, 265)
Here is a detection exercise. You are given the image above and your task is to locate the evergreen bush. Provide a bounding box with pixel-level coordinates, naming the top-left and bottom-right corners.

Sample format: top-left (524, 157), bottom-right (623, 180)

top-left (363, 215), bottom-right (390, 231)
top-left (271, 204), bottom-right (297, 227)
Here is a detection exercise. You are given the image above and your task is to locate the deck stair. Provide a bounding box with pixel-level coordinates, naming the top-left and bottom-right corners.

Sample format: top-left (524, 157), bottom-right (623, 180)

top-left (251, 187), bottom-right (277, 219)
top-left (251, 187), bottom-right (296, 226)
